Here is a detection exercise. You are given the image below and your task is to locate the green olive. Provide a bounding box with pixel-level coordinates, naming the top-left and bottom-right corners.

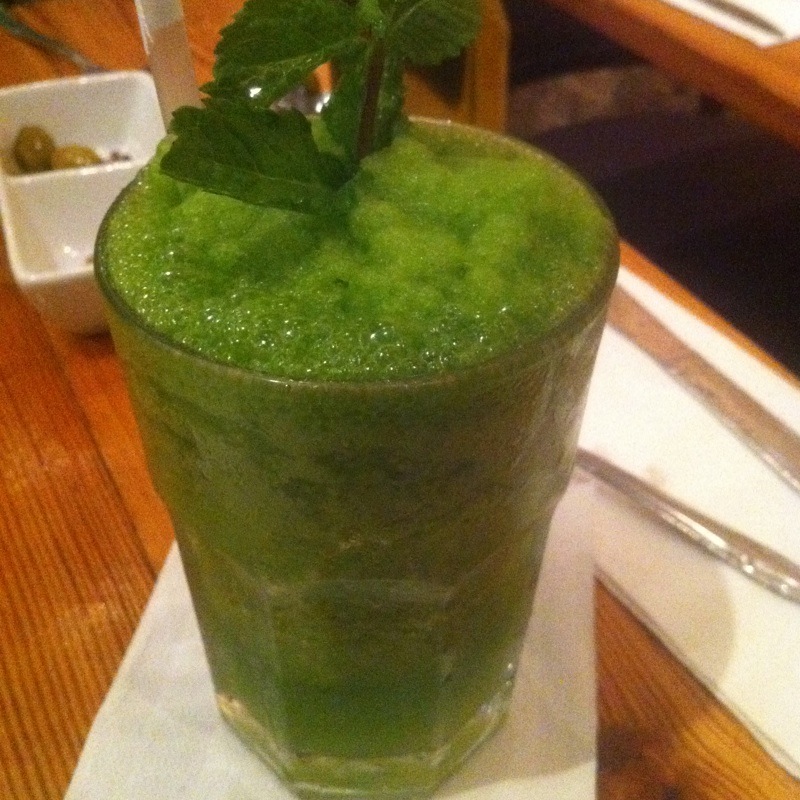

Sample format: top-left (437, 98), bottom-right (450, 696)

top-left (13, 125), bottom-right (56, 173)
top-left (50, 144), bottom-right (102, 170)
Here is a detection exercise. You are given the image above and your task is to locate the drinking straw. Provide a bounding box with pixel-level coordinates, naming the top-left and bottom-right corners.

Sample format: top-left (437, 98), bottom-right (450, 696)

top-left (134, 0), bottom-right (200, 127)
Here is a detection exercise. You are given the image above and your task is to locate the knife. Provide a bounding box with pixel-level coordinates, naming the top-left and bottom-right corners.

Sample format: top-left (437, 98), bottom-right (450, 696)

top-left (576, 447), bottom-right (800, 604)
top-left (607, 286), bottom-right (800, 496)
top-left (0, 6), bottom-right (105, 73)
top-left (692, 0), bottom-right (785, 39)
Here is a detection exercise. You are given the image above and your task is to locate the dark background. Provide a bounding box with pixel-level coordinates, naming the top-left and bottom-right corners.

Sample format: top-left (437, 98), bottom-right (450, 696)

top-left (504, 0), bottom-right (800, 377)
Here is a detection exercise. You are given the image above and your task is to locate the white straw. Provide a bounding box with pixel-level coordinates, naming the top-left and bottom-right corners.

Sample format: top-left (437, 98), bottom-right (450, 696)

top-left (134, 0), bottom-right (201, 127)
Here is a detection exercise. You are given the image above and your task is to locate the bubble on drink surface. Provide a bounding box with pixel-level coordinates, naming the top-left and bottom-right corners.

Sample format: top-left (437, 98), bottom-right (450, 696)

top-left (101, 125), bottom-right (614, 381)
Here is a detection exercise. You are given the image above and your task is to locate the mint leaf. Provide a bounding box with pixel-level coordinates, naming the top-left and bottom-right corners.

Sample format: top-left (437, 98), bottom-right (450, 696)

top-left (161, 101), bottom-right (351, 215)
top-left (384, 0), bottom-right (481, 65)
top-left (208, 0), bottom-right (362, 107)
top-left (160, 0), bottom-right (483, 212)
top-left (323, 0), bottom-right (481, 160)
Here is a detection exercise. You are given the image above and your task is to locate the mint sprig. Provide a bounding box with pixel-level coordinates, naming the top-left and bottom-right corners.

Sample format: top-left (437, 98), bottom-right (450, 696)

top-left (159, 0), bottom-right (481, 214)
top-left (208, 0), bottom-right (362, 110)
top-left (162, 103), bottom-right (350, 214)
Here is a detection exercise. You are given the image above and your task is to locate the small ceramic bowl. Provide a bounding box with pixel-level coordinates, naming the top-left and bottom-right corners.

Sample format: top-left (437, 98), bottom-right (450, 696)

top-left (0, 70), bottom-right (165, 333)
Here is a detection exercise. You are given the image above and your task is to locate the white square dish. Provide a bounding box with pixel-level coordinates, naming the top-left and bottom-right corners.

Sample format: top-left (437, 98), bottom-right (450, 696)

top-left (0, 70), bottom-right (165, 333)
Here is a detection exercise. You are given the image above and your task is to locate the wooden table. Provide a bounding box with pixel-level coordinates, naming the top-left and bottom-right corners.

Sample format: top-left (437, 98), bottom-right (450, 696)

top-left (1, 3), bottom-right (798, 799)
top-left (540, 0), bottom-right (800, 150)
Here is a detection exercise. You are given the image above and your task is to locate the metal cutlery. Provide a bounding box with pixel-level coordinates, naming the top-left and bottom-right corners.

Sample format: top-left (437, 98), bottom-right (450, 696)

top-left (576, 447), bottom-right (800, 604)
top-left (0, 6), bottom-right (105, 73)
top-left (691, 0), bottom-right (785, 38)
top-left (608, 287), bottom-right (800, 497)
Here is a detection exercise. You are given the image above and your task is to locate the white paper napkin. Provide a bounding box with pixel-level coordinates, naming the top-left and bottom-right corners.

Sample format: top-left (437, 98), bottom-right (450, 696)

top-left (582, 268), bottom-right (800, 778)
top-left (65, 464), bottom-right (598, 799)
top-left (657, 0), bottom-right (800, 47)
top-left (66, 266), bottom-right (800, 797)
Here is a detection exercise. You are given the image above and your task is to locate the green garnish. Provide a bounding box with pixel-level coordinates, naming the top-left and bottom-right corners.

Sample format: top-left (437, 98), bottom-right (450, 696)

top-left (160, 0), bottom-right (481, 214)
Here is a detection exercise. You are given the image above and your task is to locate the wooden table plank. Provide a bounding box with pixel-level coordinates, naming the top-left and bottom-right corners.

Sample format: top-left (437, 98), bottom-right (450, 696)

top-left (0, 284), bottom-right (156, 800)
top-left (597, 585), bottom-right (799, 799)
top-left (0, 4), bottom-right (798, 799)
top-left (45, 326), bottom-right (174, 570)
top-left (541, 0), bottom-right (800, 150)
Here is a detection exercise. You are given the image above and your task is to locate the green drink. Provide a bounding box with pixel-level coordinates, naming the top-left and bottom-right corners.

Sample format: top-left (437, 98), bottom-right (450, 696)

top-left (97, 120), bottom-right (617, 798)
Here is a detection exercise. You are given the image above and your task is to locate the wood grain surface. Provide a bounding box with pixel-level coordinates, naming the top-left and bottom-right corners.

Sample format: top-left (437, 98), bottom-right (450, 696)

top-left (540, 0), bottom-right (800, 150)
top-left (0, 3), bottom-right (798, 799)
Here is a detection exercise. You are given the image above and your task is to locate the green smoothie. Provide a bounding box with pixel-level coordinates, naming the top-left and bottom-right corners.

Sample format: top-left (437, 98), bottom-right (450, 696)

top-left (97, 121), bottom-right (617, 799)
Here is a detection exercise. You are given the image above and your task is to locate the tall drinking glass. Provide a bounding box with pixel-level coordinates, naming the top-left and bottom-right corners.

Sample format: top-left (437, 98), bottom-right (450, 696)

top-left (96, 122), bottom-right (618, 800)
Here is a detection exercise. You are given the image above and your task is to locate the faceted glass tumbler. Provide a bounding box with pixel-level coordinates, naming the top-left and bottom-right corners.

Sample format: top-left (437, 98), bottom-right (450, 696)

top-left (97, 126), bottom-right (618, 800)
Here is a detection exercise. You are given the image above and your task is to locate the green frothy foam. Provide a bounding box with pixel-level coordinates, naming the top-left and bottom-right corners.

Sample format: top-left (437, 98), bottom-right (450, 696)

top-left (100, 123), bottom-right (615, 381)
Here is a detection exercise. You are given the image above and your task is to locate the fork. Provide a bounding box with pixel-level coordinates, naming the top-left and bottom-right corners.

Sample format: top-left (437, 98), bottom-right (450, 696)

top-left (0, 6), bottom-right (106, 73)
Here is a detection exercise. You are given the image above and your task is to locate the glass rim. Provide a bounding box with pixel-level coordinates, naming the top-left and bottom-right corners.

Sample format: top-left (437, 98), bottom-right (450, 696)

top-left (95, 119), bottom-right (620, 393)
